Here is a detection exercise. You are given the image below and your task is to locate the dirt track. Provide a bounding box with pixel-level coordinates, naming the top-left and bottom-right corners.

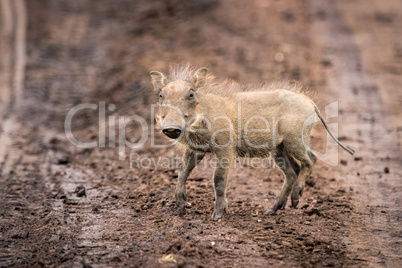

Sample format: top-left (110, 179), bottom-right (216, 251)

top-left (0, 0), bottom-right (401, 267)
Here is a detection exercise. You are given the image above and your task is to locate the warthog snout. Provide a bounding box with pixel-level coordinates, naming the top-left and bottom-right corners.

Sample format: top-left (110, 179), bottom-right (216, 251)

top-left (162, 127), bottom-right (182, 139)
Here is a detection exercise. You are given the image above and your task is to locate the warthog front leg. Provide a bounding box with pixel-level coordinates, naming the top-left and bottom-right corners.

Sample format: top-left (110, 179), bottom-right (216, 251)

top-left (176, 150), bottom-right (205, 214)
top-left (212, 154), bottom-right (233, 220)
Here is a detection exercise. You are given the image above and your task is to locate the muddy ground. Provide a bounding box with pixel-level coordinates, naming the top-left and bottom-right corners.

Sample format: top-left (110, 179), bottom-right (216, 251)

top-left (0, 0), bottom-right (401, 267)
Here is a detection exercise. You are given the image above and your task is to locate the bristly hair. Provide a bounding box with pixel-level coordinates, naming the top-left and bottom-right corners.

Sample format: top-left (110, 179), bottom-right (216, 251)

top-left (165, 64), bottom-right (316, 100)
top-left (167, 64), bottom-right (206, 83)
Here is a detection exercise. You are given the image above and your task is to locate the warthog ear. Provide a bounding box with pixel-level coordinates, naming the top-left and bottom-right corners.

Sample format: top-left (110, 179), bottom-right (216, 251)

top-left (149, 71), bottom-right (167, 91)
top-left (193, 68), bottom-right (208, 89)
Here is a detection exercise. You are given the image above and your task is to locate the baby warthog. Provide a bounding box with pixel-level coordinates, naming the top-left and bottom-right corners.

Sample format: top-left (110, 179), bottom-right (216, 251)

top-left (150, 66), bottom-right (354, 220)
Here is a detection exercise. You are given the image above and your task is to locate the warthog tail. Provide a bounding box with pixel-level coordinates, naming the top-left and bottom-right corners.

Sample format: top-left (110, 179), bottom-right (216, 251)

top-left (314, 106), bottom-right (355, 155)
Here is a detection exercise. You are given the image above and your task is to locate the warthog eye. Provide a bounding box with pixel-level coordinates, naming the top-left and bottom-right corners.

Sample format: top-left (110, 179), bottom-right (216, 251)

top-left (159, 94), bottom-right (163, 99)
top-left (188, 92), bottom-right (194, 100)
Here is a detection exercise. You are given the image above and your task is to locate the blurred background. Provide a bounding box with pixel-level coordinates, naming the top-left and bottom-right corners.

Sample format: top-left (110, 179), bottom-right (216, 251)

top-left (1, 0), bottom-right (401, 267)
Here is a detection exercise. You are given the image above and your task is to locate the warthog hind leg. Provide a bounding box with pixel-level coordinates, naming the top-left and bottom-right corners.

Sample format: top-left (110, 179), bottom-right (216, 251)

top-left (266, 146), bottom-right (298, 214)
top-left (291, 150), bottom-right (317, 208)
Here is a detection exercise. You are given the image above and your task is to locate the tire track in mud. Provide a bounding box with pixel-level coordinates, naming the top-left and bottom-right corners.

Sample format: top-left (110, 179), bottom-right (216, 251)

top-left (0, 1), bottom-right (147, 265)
top-left (0, 0), bottom-right (25, 174)
top-left (309, 0), bottom-right (402, 265)
top-left (0, 1), bottom-right (89, 266)
top-left (4, 2), bottom-right (142, 265)
top-left (0, 0), bottom-right (27, 266)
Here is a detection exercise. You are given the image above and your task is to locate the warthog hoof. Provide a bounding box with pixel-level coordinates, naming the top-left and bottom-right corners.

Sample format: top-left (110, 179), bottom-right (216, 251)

top-left (291, 187), bottom-right (303, 208)
top-left (211, 211), bottom-right (223, 220)
top-left (178, 206), bottom-right (185, 215)
top-left (213, 215), bottom-right (222, 221)
top-left (266, 199), bottom-right (286, 214)
top-left (178, 202), bottom-right (192, 215)
top-left (265, 209), bottom-right (276, 214)
top-left (291, 198), bottom-right (299, 208)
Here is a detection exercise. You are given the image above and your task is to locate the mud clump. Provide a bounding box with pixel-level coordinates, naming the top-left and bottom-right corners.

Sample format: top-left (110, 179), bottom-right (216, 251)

top-left (306, 208), bottom-right (321, 217)
top-left (75, 185), bottom-right (86, 197)
top-left (11, 232), bottom-right (29, 239)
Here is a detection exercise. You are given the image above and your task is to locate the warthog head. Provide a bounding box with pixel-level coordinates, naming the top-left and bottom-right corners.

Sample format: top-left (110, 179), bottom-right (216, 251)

top-left (150, 68), bottom-right (208, 139)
